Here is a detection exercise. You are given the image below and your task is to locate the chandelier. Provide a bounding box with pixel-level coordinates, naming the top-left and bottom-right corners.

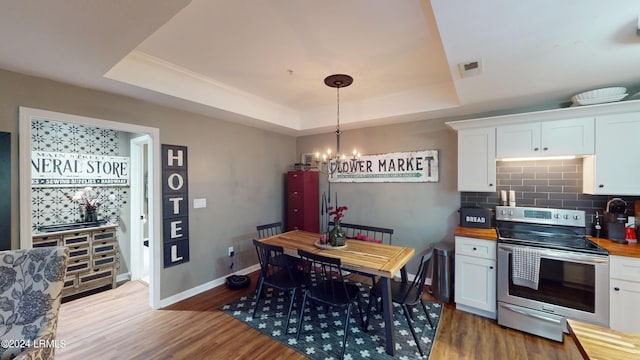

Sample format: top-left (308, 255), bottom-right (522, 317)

top-left (316, 74), bottom-right (360, 172)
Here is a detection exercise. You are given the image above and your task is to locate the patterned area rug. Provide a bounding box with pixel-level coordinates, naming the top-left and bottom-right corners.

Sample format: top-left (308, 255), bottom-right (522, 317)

top-left (221, 282), bottom-right (442, 359)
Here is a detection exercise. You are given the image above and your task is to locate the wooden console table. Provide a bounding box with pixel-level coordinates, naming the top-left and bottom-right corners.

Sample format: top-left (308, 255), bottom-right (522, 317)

top-left (32, 224), bottom-right (118, 298)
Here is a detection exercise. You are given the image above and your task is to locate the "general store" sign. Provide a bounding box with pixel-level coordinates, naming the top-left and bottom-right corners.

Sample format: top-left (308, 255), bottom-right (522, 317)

top-left (31, 151), bottom-right (130, 187)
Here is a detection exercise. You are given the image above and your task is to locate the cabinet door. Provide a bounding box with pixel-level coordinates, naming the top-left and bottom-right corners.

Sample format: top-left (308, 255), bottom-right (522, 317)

top-left (496, 123), bottom-right (540, 158)
top-left (541, 118), bottom-right (594, 156)
top-left (583, 114), bottom-right (640, 195)
top-left (610, 279), bottom-right (640, 333)
top-left (458, 128), bottom-right (496, 192)
top-left (454, 254), bottom-right (496, 313)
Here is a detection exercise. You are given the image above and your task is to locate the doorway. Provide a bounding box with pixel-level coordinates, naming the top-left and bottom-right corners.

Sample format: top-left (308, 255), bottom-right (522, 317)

top-left (18, 107), bottom-right (162, 309)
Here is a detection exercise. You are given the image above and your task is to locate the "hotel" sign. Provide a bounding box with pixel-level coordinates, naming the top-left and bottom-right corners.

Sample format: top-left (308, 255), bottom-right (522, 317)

top-left (162, 144), bottom-right (190, 268)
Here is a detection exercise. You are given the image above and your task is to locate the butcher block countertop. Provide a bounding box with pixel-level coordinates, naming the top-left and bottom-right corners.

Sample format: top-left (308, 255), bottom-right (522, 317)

top-left (454, 226), bottom-right (497, 241)
top-left (454, 226), bottom-right (640, 258)
top-left (567, 319), bottom-right (640, 360)
top-left (589, 237), bottom-right (640, 258)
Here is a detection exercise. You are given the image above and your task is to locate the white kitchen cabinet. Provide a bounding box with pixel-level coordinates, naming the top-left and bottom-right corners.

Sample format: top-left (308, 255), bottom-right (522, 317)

top-left (583, 113), bottom-right (640, 195)
top-left (609, 255), bottom-right (640, 333)
top-left (496, 118), bottom-right (594, 158)
top-left (455, 236), bottom-right (497, 319)
top-left (457, 127), bottom-right (496, 192)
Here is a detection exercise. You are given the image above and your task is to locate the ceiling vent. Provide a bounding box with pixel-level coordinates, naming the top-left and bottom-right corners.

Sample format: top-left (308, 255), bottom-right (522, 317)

top-left (458, 60), bottom-right (483, 78)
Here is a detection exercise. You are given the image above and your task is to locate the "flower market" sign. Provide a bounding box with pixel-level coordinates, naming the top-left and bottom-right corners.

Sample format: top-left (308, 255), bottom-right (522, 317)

top-left (31, 151), bottom-right (130, 187)
top-left (328, 150), bottom-right (439, 183)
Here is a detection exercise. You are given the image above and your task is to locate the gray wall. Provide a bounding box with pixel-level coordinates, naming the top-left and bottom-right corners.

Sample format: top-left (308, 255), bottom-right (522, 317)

top-left (296, 119), bottom-right (461, 270)
top-left (0, 68), bottom-right (296, 299)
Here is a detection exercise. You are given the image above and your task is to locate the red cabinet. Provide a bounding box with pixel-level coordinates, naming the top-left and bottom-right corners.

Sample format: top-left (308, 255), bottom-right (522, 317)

top-left (287, 171), bottom-right (319, 232)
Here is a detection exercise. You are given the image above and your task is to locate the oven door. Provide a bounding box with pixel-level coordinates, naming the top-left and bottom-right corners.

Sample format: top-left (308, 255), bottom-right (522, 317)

top-left (497, 243), bottom-right (609, 328)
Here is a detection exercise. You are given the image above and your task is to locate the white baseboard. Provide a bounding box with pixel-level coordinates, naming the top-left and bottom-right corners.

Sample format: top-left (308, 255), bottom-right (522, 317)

top-left (158, 264), bottom-right (260, 308)
top-left (117, 272), bottom-right (131, 283)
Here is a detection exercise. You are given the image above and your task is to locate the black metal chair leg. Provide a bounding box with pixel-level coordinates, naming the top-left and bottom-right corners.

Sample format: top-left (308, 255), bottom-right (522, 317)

top-left (402, 304), bottom-right (424, 357)
top-left (252, 277), bottom-right (265, 318)
top-left (420, 298), bottom-right (433, 329)
top-left (285, 288), bottom-right (297, 331)
top-left (296, 292), bottom-right (309, 340)
top-left (340, 304), bottom-right (352, 360)
top-left (365, 292), bottom-right (375, 330)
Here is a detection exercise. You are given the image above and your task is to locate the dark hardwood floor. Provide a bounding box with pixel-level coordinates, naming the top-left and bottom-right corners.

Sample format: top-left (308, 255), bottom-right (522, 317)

top-left (56, 272), bottom-right (582, 359)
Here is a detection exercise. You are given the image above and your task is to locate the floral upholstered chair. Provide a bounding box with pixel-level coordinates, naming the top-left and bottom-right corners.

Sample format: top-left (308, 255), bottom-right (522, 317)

top-left (0, 247), bottom-right (69, 360)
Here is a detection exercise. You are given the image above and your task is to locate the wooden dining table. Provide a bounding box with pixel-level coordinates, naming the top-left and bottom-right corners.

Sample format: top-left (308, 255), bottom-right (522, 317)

top-left (259, 229), bottom-right (415, 356)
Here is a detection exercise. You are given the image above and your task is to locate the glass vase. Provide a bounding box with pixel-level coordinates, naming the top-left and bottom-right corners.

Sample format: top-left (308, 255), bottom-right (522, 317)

top-left (84, 208), bottom-right (98, 223)
top-left (329, 222), bottom-right (345, 247)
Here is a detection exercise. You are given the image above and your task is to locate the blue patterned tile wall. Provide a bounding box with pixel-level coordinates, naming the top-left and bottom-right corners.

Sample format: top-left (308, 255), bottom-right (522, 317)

top-left (31, 119), bottom-right (128, 228)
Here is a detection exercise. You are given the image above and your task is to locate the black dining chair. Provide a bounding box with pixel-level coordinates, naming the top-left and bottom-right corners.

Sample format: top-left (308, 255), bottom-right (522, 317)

top-left (256, 221), bottom-right (283, 238)
top-left (252, 239), bottom-right (303, 331)
top-left (328, 221), bottom-right (394, 244)
top-left (365, 251), bottom-right (434, 357)
top-left (296, 249), bottom-right (365, 360)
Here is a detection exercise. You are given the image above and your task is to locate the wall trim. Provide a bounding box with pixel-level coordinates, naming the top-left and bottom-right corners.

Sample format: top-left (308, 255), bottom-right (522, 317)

top-left (158, 264), bottom-right (260, 308)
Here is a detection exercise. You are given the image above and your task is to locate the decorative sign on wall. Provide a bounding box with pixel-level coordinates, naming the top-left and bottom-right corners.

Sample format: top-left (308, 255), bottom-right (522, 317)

top-left (328, 150), bottom-right (439, 183)
top-left (31, 151), bottom-right (130, 187)
top-left (162, 144), bottom-right (190, 268)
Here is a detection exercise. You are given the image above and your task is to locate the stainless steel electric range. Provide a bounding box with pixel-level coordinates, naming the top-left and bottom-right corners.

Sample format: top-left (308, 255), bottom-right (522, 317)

top-left (495, 206), bottom-right (609, 342)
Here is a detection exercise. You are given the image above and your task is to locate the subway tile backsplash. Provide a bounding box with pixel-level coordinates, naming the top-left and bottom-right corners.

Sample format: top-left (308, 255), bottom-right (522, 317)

top-left (460, 158), bottom-right (640, 234)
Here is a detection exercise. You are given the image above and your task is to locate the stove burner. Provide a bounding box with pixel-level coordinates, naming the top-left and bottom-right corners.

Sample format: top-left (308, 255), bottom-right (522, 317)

top-left (495, 206), bottom-right (608, 255)
top-left (497, 228), bottom-right (608, 255)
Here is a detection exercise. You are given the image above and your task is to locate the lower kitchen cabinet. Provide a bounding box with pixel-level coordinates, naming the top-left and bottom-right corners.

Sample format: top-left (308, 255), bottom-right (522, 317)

top-left (609, 255), bottom-right (640, 333)
top-left (33, 225), bottom-right (118, 299)
top-left (454, 236), bottom-right (497, 319)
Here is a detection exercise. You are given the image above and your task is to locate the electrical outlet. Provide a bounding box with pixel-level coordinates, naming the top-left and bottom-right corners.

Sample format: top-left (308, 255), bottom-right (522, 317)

top-left (228, 246), bottom-right (234, 257)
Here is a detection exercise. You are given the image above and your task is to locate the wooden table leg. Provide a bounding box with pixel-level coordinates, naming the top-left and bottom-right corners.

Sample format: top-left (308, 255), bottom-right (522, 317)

top-left (380, 277), bottom-right (395, 355)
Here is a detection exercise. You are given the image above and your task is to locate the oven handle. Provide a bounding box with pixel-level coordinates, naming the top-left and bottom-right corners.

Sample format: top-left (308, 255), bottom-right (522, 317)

top-left (499, 303), bottom-right (562, 324)
top-left (498, 245), bottom-right (608, 264)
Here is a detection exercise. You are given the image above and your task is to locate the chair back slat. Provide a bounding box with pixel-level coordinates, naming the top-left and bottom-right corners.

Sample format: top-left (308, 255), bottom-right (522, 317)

top-left (252, 239), bottom-right (294, 280)
top-left (256, 221), bottom-right (283, 238)
top-left (328, 221), bottom-right (394, 244)
top-left (297, 249), bottom-right (354, 304)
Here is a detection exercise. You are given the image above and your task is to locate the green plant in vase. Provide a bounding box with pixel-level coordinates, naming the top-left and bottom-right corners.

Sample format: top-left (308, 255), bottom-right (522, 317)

top-left (328, 205), bottom-right (348, 246)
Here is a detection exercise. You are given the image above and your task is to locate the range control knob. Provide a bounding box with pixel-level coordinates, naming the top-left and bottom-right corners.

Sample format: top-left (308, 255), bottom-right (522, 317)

top-left (573, 215), bottom-right (580, 220)
top-left (563, 214), bottom-right (570, 220)
top-left (554, 213), bottom-right (561, 219)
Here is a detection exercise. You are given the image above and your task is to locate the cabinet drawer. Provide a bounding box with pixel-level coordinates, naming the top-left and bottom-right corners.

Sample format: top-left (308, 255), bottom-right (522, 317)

top-left (288, 195), bottom-right (304, 209)
top-left (63, 275), bottom-right (78, 289)
top-left (63, 232), bottom-right (90, 246)
top-left (66, 257), bottom-right (90, 275)
top-left (93, 240), bottom-right (117, 255)
top-left (610, 255), bottom-right (640, 282)
top-left (455, 236), bottom-right (496, 260)
top-left (93, 229), bottom-right (116, 242)
top-left (68, 245), bottom-right (90, 260)
top-left (79, 266), bottom-right (114, 286)
top-left (287, 172), bottom-right (305, 193)
top-left (92, 253), bottom-right (116, 268)
top-left (32, 236), bottom-right (61, 247)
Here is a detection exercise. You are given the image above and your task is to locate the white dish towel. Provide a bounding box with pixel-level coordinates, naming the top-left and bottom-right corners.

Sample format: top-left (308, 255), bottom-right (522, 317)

top-left (511, 247), bottom-right (541, 290)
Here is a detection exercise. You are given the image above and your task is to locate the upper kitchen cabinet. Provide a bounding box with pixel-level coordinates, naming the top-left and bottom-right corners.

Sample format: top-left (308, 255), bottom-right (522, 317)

top-left (496, 118), bottom-right (595, 158)
top-left (583, 113), bottom-right (640, 195)
top-left (457, 127), bottom-right (496, 192)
